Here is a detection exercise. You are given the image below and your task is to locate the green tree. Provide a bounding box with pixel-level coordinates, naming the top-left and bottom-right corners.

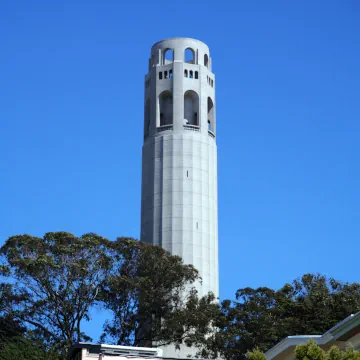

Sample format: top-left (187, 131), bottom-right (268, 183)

top-left (0, 284), bottom-right (57, 360)
top-left (1, 233), bottom-right (221, 357)
top-left (0, 232), bottom-right (113, 356)
top-left (246, 341), bottom-right (360, 360)
top-left (0, 336), bottom-right (58, 360)
top-left (199, 274), bottom-right (360, 360)
top-left (100, 238), bottom-right (220, 352)
top-left (295, 340), bottom-right (360, 360)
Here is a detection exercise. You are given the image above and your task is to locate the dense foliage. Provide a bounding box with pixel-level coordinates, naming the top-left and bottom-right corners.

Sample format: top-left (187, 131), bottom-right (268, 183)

top-left (197, 274), bottom-right (360, 360)
top-left (0, 232), bottom-right (218, 358)
top-left (2, 232), bottom-right (360, 360)
top-left (247, 340), bottom-right (360, 360)
top-left (100, 238), bottom-right (220, 349)
top-left (295, 340), bottom-right (360, 360)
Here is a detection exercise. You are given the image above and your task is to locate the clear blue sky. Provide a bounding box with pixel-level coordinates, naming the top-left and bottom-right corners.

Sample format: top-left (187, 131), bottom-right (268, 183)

top-left (1, 0), bottom-right (359, 341)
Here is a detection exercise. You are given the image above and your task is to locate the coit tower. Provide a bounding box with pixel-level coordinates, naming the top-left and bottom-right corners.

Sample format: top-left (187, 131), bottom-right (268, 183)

top-left (140, 38), bottom-right (218, 299)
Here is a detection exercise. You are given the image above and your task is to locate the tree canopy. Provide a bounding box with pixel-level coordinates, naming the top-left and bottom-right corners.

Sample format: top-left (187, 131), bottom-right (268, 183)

top-left (100, 237), bottom-right (219, 350)
top-left (247, 340), bottom-right (360, 360)
top-left (0, 232), bottom-right (219, 358)
top-left (295, 340), bottom-right (360, 360)
top-left (2, 232), bottom-right (360, 360)
top-left (197, 274), bottom-right (360, 360)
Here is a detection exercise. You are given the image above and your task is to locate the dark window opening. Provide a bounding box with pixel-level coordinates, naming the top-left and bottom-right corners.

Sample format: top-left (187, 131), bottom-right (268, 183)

top-left (169, 69), bottom-right (173, 78)
top-left (195, 71), bottom-right (198, 79)
top-left (207, 97), bottom-right (214, 133)
top-left (189, 70), bottom-right (193, 78)
top-left (159, 91), bottom-right (173, 126)
top-left (187, 170), bottom-right (188, 177)
top-left (204, 54), bottom-right (209, 67)
top-left (184, 90), bottom-right (200, 126)
top-left (184, 69), bottom-right (188, 78)
top-left (164, 71), bottom-right (168, 79)
top-left (159, 72), bottom-right (162, 80)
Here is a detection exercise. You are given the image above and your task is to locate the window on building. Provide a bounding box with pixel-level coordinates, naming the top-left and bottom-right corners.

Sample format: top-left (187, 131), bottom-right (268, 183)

top-left (207, 97), bottom-right (214, 132)
top-left (184, 90), bottom-right (200, 126)
top-left (204, 54), bottom-right (209, 67)
top-left (159, 91), bottom-right (173, 126)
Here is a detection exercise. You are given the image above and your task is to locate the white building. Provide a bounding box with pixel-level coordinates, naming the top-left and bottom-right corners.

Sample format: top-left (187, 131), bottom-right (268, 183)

top-left (140, 38), bottom-right (219, 299)
top-left (69, 343), bottom-right (162, 360)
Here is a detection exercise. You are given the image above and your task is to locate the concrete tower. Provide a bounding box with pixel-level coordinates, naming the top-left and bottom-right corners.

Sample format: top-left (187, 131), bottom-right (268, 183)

top-left (141, 38), bottom-right (218, 299)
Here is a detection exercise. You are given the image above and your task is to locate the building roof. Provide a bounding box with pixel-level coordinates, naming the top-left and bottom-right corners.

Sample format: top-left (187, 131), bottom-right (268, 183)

top-left (69, 343), bottom-right (162, 359)
top-left (265, 311), bottom-right (360, 360)
top-left (70, 343), bottom-right (204, 360)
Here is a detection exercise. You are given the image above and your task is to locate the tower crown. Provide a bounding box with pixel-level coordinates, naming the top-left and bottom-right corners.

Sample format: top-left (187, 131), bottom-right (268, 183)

top-left (149, 38), bottom-right (211, 69)
top-left (144, 38), bottom-right (215, 141)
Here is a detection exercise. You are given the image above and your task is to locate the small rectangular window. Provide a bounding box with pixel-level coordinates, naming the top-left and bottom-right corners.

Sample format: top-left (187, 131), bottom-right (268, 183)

top-left (159, 72), bottom-right (162, 80)
top-left (164, 71), bottom-right (168, 79)
top-left (184, 70), bottom-right (188, 77)
top-left (169, 69), bottom-right (173, 78)
top-left (195, 71), bottom-right (198, 79)
top-left (211, 79), bottom-right (214, 87)
top-left (187, 170), bottom-right (188, 177)
top-left (189, 70), bottom-right (193, 78)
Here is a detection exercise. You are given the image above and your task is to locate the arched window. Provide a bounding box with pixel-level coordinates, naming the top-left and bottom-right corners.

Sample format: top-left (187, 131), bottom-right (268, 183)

top-left (204, 54), bottom-right (209, 67)
top-left (184, 90), bottom-right (199, 126)
top-left (184, 69), bottom-right (188, 78)
top-left (163, 48), bottom-right (174, 64)
top-left (207, 97), bottom-right (214, 132)
top-left (189, 70), bottom-right (193, 79)
top-left (184, 48), bottom-right (195, 64)
top-left (159, 91), bottom-right (173, 126)
top-left (144, 99), bottom-right (150, 136)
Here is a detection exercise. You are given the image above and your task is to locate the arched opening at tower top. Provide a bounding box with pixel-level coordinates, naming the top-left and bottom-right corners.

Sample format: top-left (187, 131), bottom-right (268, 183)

top-left (184, 90), bottom-right (199, 126)
top-left (207, 97), bottom-right (214, 132)
top-left (159, 91), bottom-right (173, 126)
top-left (163, 48), bottom-right (174, 64)
top-left (184, 48), bottom-right (195, 64)
top-left (204, 54), bottom-right (209, 67)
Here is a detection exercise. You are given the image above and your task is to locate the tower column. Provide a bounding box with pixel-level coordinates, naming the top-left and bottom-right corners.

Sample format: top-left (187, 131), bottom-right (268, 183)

top-left (141, 37), bottom-right (218, 301)
top-left (172, 61), bottom-right (183, 132)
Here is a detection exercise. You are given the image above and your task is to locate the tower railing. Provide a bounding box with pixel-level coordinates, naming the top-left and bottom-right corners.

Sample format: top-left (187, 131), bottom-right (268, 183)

top-left (157, 124), bottom-right (173, 133)
top-left (183, 124), bottom-right (200, 132)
